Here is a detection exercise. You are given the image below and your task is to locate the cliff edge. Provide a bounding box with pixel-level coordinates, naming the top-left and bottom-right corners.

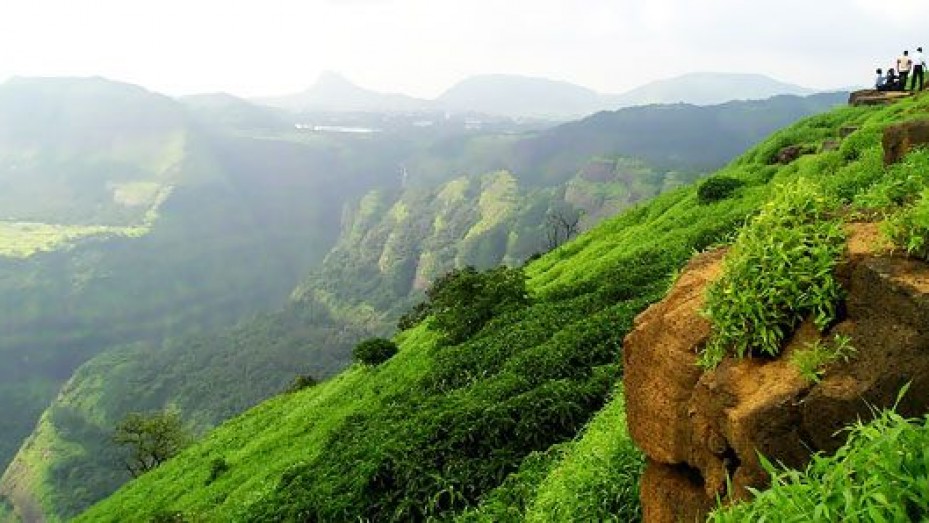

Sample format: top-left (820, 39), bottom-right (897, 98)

top-left (623, 223), bottom-right (929, 522)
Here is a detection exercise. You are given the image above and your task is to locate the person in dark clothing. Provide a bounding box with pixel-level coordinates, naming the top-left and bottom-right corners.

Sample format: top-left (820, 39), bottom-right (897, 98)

top-left (913, 47), bottom-right (926, 91)
top-left (885, 69), bottom-right (900, 91)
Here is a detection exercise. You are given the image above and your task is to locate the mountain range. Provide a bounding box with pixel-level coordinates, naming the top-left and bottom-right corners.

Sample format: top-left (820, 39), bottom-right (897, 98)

top-left (257, 71), bottom-right (823, 119)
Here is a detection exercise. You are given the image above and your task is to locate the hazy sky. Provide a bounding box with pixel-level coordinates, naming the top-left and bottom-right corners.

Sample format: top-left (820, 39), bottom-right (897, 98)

top-left (1, 0), bottom-right (928, 98)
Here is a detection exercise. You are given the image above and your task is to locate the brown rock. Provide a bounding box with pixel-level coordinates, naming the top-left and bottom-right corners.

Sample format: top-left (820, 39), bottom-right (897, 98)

top-left (821, 138), bottom-right (840, 152)
top-left (883, 119), bottom-right (929, 165)
top-left (624, 224), bottom-right (929, 522)
top-left (848, 89), bottom-right (913, 107)
top-left (623, 249), bottom-right (724, 465)
top-left (774, 145), bottom-right (805, 164)
top-left (640, 461), bottom-right (716, 523)
top-left (839, 125), bottom-right (859, 138)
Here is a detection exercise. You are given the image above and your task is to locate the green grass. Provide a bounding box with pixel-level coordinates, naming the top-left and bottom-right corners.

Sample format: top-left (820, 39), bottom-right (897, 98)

top-left (790, 334), bottom-right (857, 383)
top-left (711, 399), bottom-right (929, 522)
top-left (0, 221), bottom-right (147, 258)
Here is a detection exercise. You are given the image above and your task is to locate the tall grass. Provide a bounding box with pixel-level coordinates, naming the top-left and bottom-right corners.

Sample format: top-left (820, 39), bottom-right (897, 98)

top-left (712, 393), bottom-right (929, 522)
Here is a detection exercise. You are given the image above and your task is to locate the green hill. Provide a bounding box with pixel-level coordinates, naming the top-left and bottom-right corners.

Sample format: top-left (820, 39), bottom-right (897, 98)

top-left (0, 84), bottom-right (849, 521)
top-left (75, 91), bottom-right (929, 521)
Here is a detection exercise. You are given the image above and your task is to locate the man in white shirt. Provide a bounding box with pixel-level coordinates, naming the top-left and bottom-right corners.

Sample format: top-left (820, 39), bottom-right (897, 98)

top-left (897, 50), bottom-right (913, 92)
top-left (913, 47), bottom-right (926, 91)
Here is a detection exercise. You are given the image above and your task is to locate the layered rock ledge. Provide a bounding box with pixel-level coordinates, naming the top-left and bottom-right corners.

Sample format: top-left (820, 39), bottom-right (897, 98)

top-left (623, 224), bottom-right (929, 522)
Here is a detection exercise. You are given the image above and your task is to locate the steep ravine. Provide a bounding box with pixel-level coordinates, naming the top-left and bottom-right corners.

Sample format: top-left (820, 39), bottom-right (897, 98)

top-left (623, 223), bottom-right (929, 522)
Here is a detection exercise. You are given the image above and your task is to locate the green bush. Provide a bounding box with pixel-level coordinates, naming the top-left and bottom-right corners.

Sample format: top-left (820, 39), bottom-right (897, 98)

top-left (206, 457), bottom-right (230, 485)
top-left (884, 188), bottom-right (929, 261)
top-left (284, 374), bottom-right (318, 393)
top-left (702, 179), bottom-right (846, 367)
top-left (698, 176), bottom-right (745, 204)
top-left (352, 337), bottom-right (399, 366)
top-left (397, 300), bottom-right (430, 331)
top-left (428, 266), bottom-right (530, 344)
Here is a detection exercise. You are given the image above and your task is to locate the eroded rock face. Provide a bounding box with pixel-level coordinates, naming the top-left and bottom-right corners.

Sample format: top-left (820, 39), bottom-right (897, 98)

top-left (623, 224), bottom-right (929, 522)
top-left (884, 119), bottom-right (929, 165)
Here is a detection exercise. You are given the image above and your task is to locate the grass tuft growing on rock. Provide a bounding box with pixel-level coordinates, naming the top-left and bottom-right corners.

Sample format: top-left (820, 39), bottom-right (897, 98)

top-left (711, 397), bottom-right (929, 521)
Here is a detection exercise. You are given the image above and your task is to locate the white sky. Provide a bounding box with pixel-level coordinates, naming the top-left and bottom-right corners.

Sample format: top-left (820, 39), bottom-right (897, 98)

top-left (0, 0), bottom-right (927, 98)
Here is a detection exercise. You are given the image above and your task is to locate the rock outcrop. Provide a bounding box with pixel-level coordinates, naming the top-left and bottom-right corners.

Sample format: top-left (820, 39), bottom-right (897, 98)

top-left (848, 89), bottom-right (913, 107)
top-left (623, 224), bottom-right (929, 522)
top-left (883, 119), bottom-right (929, 165)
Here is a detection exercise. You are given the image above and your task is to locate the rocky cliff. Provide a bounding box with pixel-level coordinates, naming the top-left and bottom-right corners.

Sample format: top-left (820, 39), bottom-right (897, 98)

top-left (623, 223), bottom-right (929, 522)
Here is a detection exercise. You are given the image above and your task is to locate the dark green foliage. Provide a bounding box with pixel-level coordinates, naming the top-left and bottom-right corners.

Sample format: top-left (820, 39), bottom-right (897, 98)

top-left (397, 301), bottom-right (431, 331)
top-left (428, 266), bottom-right (530, 344)
top-left (698, 176), bottom-right (745, 204)
top-left (284, 374), bottom-right (318, 394)
top-left (236, 264), bottom-right (665, 521)
top-left (206, 457), bottom-right (229, 485)
top-left (353, 338), bottom-right (399, 366)
top-left (150, 510), bottom-right (189, 523)
top-left (113, 409), bottom-right (191, 478)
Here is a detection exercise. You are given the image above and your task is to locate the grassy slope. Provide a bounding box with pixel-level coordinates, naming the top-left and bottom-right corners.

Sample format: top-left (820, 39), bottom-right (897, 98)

top-left (79, 95), bottom-right (929, 521)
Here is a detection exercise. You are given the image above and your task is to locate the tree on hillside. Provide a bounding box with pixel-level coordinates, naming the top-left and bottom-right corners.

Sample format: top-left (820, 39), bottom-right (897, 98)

top-left (544, 207), bottom-right (583, 251)
top-left (113, 408), bottom-right (191, 477)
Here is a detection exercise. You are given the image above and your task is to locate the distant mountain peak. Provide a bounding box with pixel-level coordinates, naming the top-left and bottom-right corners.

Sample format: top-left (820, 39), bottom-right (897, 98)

top-left (255, 72), bottom-right (428, 113)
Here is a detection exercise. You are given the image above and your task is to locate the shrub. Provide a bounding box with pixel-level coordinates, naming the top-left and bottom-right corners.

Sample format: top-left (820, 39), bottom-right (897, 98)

top-left (353, 337), bottom-right (398, 366)
top-left (427, 266), bottom-right (530, 344)
top-left (884, 188), bottom-right (929, 261)
top-left (206, 457), bottom-right (230, 485)
top-left (701, 179), bottom-right (846, 367)
top-left (397, 300), bottom-right (430, 331)
top-left (284, 374), bottom-right (318, 393)
top-left (698, 176), bottom-right (745, 204)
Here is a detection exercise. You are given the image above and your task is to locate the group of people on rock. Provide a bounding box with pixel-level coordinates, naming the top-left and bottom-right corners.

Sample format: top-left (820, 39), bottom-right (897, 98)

top-left (876, 48), bottom-right (926, 91)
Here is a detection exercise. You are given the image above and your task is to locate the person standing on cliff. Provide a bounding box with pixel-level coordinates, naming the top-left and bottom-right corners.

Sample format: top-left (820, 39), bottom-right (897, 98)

top-left (897, 50), bottom-right (913, 91)
top-left (913, 47), bottom-right (926, 91)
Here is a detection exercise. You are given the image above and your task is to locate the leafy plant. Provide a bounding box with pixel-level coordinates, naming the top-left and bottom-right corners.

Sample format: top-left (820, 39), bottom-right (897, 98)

top-left (789, 334), bottom-right (857, 383)
top-left (702, 179), bottom-right (846, 367)
top-left (352, 337), bottom-right (399, 366)
top-left (711, 397), bottom-right (929, 521)
top-left (284, 374), bottom-right (318, 393)
top-left (698, 176), bottom-right (745, 204)
top-left (884, 188), bottom-right (929, 261)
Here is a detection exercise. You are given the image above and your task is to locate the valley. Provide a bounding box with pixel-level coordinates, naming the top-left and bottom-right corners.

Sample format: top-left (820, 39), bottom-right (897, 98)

top-left (0, 75), bottom-right (845, 521)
